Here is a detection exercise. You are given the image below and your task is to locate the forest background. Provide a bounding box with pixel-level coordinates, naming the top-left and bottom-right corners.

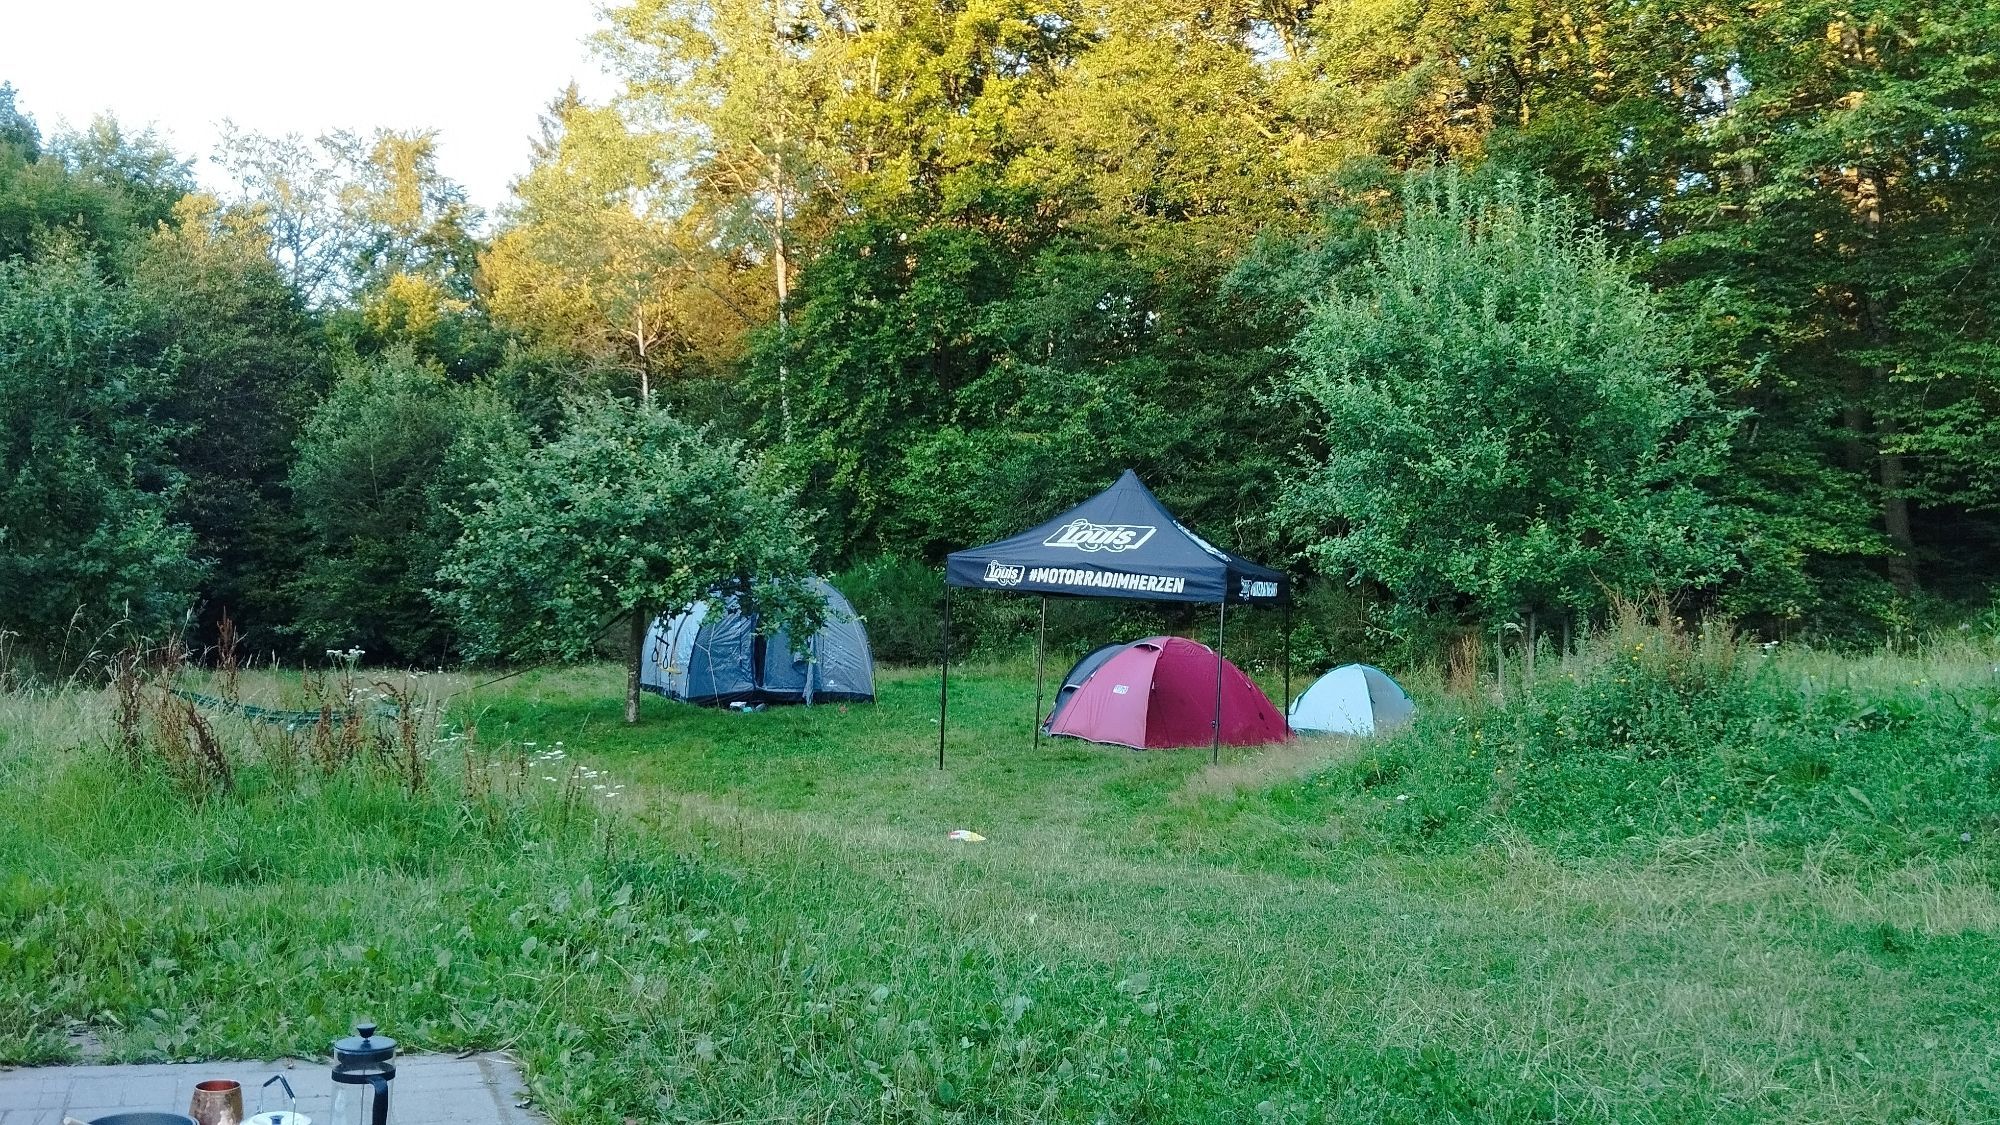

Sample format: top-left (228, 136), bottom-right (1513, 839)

top-left (4, 0), bottom-right (1996, 672)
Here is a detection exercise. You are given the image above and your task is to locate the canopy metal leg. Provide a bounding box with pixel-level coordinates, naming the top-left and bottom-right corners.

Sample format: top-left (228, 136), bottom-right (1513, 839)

top-left (1033, 595), bottom-right (1048, 749)
top-left (938, 585), bottom-right (951, 770)
top-left (1282, 600), bottom-right (1292, 734)
top-left (1212, 601), bottom-right (1226, 764)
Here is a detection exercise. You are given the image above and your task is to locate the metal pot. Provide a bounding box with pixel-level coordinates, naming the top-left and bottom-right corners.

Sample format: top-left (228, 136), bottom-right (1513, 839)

top-left (189, 1078), bottom-right (246, 1125)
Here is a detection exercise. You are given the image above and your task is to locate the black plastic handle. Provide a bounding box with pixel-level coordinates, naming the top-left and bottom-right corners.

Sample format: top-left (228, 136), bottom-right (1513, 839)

top-left (260, 1073), bottom-right (296, 1122)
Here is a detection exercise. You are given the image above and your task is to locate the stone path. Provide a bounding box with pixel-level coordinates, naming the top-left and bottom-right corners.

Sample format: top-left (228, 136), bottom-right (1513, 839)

top-left (0, 1053), bottom-right (546, 1125)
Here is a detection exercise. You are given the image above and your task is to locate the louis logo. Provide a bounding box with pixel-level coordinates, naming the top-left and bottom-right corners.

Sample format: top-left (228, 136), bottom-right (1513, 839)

top-left (985, 561), bottom-right (1025, 586)
top-left (1043, 519), bottom-right (1157, 553)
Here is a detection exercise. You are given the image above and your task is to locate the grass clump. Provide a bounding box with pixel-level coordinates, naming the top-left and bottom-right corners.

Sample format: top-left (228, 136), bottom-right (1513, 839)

top-left (1320, 611), bottom-right (2000, 858)
top-left (0, 665), bottom-right (590, 1065)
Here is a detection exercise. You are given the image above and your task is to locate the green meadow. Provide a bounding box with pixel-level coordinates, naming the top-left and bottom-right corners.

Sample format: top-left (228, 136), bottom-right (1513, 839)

top-left (4, 622), bottom-right (1999, 1123)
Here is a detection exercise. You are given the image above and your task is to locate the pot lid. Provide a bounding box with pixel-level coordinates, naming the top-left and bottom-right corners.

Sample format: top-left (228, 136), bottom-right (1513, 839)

top-left (333, 1021), bottom-right (396, 1066)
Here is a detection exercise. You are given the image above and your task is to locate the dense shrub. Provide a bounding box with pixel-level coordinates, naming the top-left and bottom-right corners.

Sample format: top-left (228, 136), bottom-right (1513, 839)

top-left (0, 244), bottom-right (200, 661)
top-left (289, 350), bottom-right (524, 663)
top-left (830, 556), bottom-right (945, 665)
top-left (1323, 614), bottom-right (2000, 859)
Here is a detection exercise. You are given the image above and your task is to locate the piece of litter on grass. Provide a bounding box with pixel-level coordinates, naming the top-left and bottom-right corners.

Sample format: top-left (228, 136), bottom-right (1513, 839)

top-left (947, 829), bottom-right (986, 842)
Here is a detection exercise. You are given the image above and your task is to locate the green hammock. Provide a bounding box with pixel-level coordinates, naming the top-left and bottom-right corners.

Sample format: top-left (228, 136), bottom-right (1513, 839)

top-left (168, 688), bottom-right (398, 728)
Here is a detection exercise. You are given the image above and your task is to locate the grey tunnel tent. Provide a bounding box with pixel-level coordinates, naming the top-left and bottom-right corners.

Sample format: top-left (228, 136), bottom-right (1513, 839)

top-left (641, 576), bottom-right (875, 707)
top-left (940, 470), bottom-right (1291, 765)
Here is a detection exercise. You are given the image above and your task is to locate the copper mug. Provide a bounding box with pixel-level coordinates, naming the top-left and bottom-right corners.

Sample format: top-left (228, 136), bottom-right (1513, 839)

top-left (189, 1079), bottom-right (246, 1125)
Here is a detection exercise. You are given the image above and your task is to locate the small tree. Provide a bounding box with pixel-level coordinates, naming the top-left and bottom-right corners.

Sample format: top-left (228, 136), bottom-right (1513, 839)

top-left (437, 397), bottom-right (821, 722)
top-left (1279, 169), bottom-right (1735, 642)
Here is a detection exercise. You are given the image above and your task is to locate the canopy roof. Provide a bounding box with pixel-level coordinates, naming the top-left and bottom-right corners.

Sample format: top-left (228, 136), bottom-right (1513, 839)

top-left (945, 470), bottom-right (1287, 604)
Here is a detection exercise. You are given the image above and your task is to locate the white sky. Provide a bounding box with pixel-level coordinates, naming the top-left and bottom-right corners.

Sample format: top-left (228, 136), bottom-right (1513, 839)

top-left (0, 0), bottom-right (619, 220)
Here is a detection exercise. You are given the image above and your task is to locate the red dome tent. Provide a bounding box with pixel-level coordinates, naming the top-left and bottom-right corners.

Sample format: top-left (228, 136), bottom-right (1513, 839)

top-left (939, 470), bottom-right (1293, 765)
top-left (1048, 637), bottom-right (1289, 749)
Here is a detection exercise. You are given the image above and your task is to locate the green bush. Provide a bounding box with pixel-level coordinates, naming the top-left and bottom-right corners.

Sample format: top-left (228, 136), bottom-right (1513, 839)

top-left (1323, 613), bottom-right (2000, 859)
top-left (289, 349), bottom-right (525, 664)
top-left (830, 556), bottom-right (945, 665)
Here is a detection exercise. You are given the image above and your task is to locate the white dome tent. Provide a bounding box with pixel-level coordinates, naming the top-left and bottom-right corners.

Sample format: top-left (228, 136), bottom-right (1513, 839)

top-left (1287, 664), bottom-right (1415, 735)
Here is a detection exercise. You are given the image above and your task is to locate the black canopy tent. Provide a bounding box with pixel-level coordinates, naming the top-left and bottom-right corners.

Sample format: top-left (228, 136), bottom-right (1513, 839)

top-left (939, 470), bottom-right (1291, 766)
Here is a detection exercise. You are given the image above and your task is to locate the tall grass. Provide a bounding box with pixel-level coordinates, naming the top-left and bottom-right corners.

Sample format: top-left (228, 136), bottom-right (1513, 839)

top-left (1302, 608), bottom-right (2000, 860)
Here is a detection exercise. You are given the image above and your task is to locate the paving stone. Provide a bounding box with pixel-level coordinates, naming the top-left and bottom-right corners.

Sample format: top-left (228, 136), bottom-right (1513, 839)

top-left (0, 1054), bottom-right (547, 1124)
top-left (116, 1080), bottom-right (183, 1105)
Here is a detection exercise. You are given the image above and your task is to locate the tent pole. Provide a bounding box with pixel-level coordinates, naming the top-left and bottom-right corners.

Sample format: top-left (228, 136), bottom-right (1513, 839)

top-left (1033, 596), bottom-right (1048, 749)
top-left (1212, 600), bottom-right (1226, 765)
top-left (938, 585), bottom-right (951, 770)
top-left (1282, 598), bottom-right (1292, 735)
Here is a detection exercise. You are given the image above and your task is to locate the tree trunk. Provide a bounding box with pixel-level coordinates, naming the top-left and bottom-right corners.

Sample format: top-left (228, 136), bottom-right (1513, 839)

top-left (635, 312), bottom-right (651, 403)
top-left (1525, 609), bottom-right (1537, 682)
top-left (772, 148), bottom-right (793, 444)
top-left (769, 5), bottom-right (794, 447)
top-left (1852, 163), bottom-right (1917, 595)
top-left (1879, 418), bottom-right (1917, 594)
top-left (625, 605), bottom-right (646, 725)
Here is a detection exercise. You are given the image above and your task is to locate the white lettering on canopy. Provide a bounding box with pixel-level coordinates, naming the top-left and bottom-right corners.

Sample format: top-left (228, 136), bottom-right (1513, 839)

top-left (1026, 567), bottom-right (1187, 595)
top-left (1043, 519), bottom-right (1158, 553)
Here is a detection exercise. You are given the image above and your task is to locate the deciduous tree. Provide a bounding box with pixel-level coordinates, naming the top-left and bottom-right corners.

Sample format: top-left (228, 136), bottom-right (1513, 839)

top-left (133, 194), bottom-right (328, 638)
top-left (438, 397), bottom-right (820, 722)
top-left (484, 91), bottom-right (760, 402)
top-left (1279, 171), bottom-right (1734, 637)
top-left (0, 242), bottom-right (200, 659)
top-left (288, 350), bottom-right (522, 663)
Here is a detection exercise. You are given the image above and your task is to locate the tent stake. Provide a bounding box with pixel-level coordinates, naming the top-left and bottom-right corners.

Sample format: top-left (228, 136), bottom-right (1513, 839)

top-left (938, 585), bottom-right (951, 770)
top-left (1282, 599), bottom-right (1292, 734)
top-left (1212, 601), bottom-right (1226, 764)
top-left (1033, 596), bottom-right (1048, 750)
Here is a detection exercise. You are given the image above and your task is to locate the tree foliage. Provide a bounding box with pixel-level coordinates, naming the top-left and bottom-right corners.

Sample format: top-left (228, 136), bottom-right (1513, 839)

top-left (288, 350), bottom-right (522, 663)
top-left (133, 194), bottom-right (328, 636)
top-left (0, 243), bottom-right (200, 653)
top-left (4, 0), bottom-right (1997, 666)
top-left (483, 90), bottom-right (760, 403)
top-left (1281, 171), bottom-right (1734, 631)
top-left (437, 397), bottom-right (821, 666)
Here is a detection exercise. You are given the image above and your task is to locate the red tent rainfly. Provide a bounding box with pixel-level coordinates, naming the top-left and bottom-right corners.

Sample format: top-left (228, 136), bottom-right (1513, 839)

top-left (1047, 637), bottom-right (1290, 749)
top-left (937, 470), bottom-right (1293, 766)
